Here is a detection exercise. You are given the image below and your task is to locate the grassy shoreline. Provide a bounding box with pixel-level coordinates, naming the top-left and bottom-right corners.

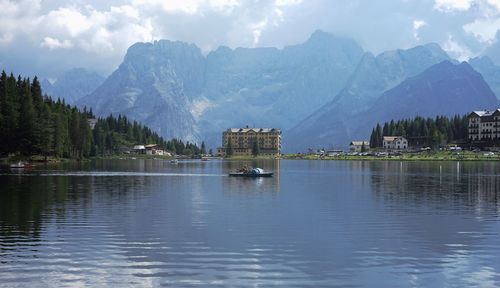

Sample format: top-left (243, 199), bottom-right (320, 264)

top-left (282, 151), bottom-right (500, 161)
top-left (3, 151), bottom-right (500, 164)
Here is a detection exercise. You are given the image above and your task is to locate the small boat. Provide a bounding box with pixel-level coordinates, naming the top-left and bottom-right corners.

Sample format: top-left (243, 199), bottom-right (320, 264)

top-left (229, 167), bottom-right (273, 177)
top-left (201, 157), bottom-right (209, 161)
top-left (10, 161), bottom-right (32, 169)
top-left (170, 159), bottom-right (179, 164)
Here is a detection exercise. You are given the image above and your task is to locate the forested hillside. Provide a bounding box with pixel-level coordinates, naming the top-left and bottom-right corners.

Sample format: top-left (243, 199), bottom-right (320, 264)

top-left (369, 115), bottom-right (469, 148)
top-left (0, 71), bottom-right (200, 159)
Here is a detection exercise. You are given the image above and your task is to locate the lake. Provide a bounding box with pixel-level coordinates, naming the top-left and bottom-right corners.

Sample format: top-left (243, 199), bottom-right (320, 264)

top-left (1, 159), bottom-right (500, 287)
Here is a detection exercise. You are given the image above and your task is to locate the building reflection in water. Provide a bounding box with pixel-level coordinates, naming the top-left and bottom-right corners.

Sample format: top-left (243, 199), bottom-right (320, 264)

top-left (368, 161), bottom-right (500, 213)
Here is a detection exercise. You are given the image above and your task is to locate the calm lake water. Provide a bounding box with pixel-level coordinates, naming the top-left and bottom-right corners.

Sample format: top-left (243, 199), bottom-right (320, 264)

top-left (1, 159), bottom-right (500, 287)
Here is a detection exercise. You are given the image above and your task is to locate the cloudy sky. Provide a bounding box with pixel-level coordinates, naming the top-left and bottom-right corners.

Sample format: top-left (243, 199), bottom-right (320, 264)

top-left (1, 0), bottom-right (500, 79)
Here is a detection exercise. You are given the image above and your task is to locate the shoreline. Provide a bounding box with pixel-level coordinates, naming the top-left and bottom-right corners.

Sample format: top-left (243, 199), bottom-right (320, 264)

top-left (281, 151), bottom-right (500, 162)
top-left (3, 151), bottom-right (500, 164)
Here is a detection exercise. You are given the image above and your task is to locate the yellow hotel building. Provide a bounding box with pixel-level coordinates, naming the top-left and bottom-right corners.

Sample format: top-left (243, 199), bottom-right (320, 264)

top-left (217, 128), bottom-right (282, 157)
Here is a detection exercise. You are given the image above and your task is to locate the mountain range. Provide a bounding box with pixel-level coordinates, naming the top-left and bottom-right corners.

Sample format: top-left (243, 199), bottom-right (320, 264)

top-left (42, 30), bottom-right (500, 151)
top-left (42, 68), bottom-right (104, 105)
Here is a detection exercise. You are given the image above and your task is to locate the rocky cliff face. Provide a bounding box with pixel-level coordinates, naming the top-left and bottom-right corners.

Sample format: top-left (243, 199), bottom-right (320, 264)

top-left (198, 30), bottom-right (365, 146)
top-left (78, 40), bottom-right (203, 142)
top-left (78, 30), bottom-right (365, 146)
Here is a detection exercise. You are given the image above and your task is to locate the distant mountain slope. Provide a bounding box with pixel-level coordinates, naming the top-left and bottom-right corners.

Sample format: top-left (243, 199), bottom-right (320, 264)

top-left (286, 44), bottom-right (451, 151)
top-left (78, 40), bottom-right (203, 142)
top-left (78, 30), bottom-right (365, 145)
top-left (469, 56), bottom-right (500, 99)
top-left (41, 78), bottom-right (54, 95)
top-left (199, 30), bottom-right (365, 146)
top-left (354, 61), bottom-right (498, 137)
top-left (42, 68), bottom-right (104, 104)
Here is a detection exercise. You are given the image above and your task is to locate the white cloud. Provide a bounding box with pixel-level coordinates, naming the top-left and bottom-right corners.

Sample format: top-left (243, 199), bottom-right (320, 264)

top-left (486, 0), bottom-right (500, 10)
top-left (0, 33), bottom-right (13, 45)
top-left (434, 0), bottom-right (474, 12)
top-left (40, 37), bottom-right (73, 49)
top-left (3, 0), bottom-right (500, 77)
top-left (442, 34), bottom-right (474, 60)
top-left (0, 0), bottom-right (42, 45)
top-left (413, 20), bottom-right (427, 40)
top-left (44, 7), bottom-right (92, 37)
top-left (276, 0), bottom-right (303, 7)
top-left (209, 0), bottom-right (241, 14)
top-left (464, 17), bottom-right (500, 42)
top-left (131, 0), bottom-right (240, 15)
top-left (250, 19), bottom-right (268, 47)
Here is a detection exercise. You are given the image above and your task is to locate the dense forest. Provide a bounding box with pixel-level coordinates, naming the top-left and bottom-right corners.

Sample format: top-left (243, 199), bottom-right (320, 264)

top-left (369, 115), bottom-right (469, 148)
top-left (0, 71), bottom-right (203, 158)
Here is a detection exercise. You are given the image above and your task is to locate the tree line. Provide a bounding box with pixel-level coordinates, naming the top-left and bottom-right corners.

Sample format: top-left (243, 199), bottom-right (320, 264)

top-left (0, 71), bottom-right (202, 158)
top-left (369, 115), bottom-right (469, 148)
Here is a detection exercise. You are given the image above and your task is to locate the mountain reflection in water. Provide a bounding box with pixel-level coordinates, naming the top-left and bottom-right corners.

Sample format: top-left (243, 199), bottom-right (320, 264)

top-left (0, 159), bottom-right (499, 287)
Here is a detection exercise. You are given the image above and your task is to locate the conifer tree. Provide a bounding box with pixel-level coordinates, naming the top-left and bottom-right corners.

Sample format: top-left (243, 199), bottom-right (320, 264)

top-left (226, 139), bottom-right (233, 157)
top-left (252, 139), bottom-right (260, 156)
top-left (18, 79), bottom-right (36, 154)
top-left (201, 141), bottom-right (206, 154)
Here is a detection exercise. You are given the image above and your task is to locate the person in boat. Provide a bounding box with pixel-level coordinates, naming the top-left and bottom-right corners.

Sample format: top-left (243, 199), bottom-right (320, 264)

top-left (237, 166), bottom-right (250, 173)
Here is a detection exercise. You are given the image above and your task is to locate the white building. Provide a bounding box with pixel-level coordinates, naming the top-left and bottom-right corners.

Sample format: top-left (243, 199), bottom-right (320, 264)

top-left (349, 141), bottom-right (369, 152)
top-left (383, 136), bottom-right (408, 150)
top-left (468, 110), bottom-right (500, 142)
top-left (133, 145), bottom-right (146, 153)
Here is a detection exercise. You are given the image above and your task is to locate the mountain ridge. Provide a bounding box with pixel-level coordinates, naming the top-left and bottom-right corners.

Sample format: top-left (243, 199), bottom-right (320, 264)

top-left (42, 68), bottom-right (104, 104)
top-left (286, 60), bottom-right (498, 152)
top-left (78, 30), bottom-right (366, 146)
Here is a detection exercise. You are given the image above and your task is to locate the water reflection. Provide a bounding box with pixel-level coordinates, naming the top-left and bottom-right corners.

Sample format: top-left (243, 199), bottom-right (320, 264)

top-left (1, 159), bottom-right (500, 286)
top-left (369, 161), bottom-right (500, 213)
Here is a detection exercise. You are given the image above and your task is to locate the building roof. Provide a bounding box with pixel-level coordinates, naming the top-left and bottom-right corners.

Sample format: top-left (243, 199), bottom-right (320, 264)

top-left (226, 128), bottom-right (281, 133)
top-left (145, 144), bottom-right (157, 148)
top-left (350, 141), bottom-right (369, 146)
top-left (469, 109), bottom-right (500, 118)
top-left (383, 136), bottom-right (406, 142)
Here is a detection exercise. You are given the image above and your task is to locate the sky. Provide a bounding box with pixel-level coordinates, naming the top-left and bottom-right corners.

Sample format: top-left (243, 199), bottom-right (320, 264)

top-left (1, 0), bottom-right (500, 79)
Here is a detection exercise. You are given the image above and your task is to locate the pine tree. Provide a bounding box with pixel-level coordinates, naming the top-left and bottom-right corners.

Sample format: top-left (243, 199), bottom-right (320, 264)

top-left (375, 124), bottom-right (383, 148)
top-left (18, 79), bottom-right (37, 154)
top-left (53, 113), bottom-right (64, 157)
top-left (369, 128), bottom-right (376, 148)
top-left (39, 102), bottom-right (54, 158)
top-left (201, 141), bottom-right (206, 154)
top-left (0, 73), bottom-right (20, 154)
top-left (252, 139), bottom-right (260, 156)
top-left (226, 139), bottom-right (233, 157)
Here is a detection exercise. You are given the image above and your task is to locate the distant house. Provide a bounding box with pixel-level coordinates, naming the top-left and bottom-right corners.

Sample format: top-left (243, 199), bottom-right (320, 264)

top-left (145, 144), bottom-right (158, 155)
top-left (133, 145), bottom-right (146, 154)
top-left (349, 141), bottom-right (369, 152)
top-left (87, 118), bottom-right (98, 130)
top-left (383, 136), bottom-right (408, 150)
